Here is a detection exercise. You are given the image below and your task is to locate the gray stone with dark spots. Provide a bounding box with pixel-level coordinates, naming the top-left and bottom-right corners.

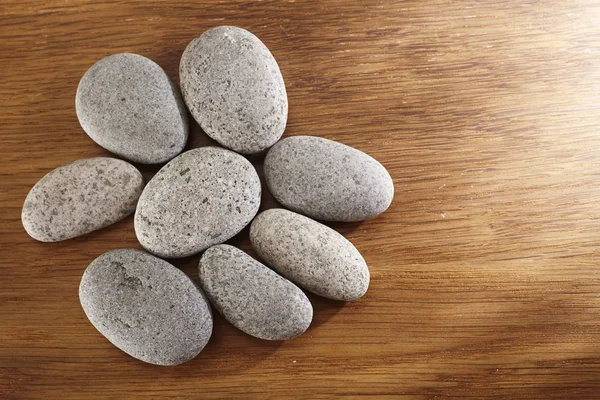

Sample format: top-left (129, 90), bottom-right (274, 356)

top-left (79, 248), bottom-right (213, 366)
top-left (134, 147), bottom-right (261, 258)
top-left (250, 208), bottom-right (370, 301)
top-left (180, 26), bottom-right (287, 154)
top-left (22, 157), bottom-right (144, 242)
top-left (264, 136), bottom-right (394, 221)
top-left (76, 53), bottom-right (188, 164)
top-left (198, 244), bottom-right (312, 340)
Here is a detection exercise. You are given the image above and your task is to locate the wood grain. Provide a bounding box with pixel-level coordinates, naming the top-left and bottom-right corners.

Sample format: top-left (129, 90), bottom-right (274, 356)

top-left (2, 1), bottom-right (600, 398)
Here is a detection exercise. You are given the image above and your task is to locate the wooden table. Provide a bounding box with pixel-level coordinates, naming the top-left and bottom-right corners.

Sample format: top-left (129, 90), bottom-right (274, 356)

top-left (2, 1), bottom-right (600, 398)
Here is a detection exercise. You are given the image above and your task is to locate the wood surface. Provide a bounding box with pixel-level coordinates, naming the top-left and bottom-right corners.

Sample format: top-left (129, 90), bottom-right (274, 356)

top-left (2, 0), bottom-right (600, 399)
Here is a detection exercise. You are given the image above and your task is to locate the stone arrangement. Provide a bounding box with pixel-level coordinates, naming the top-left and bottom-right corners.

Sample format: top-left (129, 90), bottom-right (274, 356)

top-left (21, 26), bottom-right (394, 366)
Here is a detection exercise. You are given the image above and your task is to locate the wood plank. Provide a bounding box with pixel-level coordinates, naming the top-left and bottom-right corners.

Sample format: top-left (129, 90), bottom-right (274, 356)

top-left (1, 1), bottom-right (600, 398)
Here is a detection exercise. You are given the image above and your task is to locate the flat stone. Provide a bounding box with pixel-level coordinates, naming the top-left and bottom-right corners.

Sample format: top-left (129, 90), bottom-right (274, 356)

top-left (264, 136), bottom-right (394, 221)
top-left (22, 157), bottom-right (144, 242)
top-left (79, 249), bottom-right (213, 366)
top-left (135, 147), bottom-right (261, 258)
top-left (76, 53), bottom-right (188, 164)
top-left (180, 26), bottom-right (287, 154)
top-left (199, 245), bottom-right (312, 340)
top-left (250, 208), bottom-right (370, 301)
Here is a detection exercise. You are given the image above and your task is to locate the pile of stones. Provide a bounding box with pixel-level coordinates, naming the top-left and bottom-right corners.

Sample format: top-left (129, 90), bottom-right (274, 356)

top-left (21, 26), bottom-right (394, 366)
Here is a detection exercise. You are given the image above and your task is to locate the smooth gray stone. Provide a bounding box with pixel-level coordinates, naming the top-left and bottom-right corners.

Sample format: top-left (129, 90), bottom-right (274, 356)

top-left (134, 147), bottom-right (261, 258)
top-left (198, 245), bottom-right (312, 340)
top-left (22, 157), bottom-right (144, 242)
top-left (76, 53), bottom-right (188, 164)
top-left (264, 136), bottom-right (394, 221)
top-left (250, 208), bottom-right (370, 301)
top-left (180, 26), bottom-right (287, 154)
top-left (79, 249), bottom-right (213, 366)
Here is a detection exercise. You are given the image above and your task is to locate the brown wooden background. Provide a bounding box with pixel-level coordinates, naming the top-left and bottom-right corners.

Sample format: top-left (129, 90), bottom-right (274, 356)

top-left (2, 1), bottom-right (600, 399)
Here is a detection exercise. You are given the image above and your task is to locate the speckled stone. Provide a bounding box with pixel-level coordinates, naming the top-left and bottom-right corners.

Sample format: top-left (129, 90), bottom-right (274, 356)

top-left (250, 208), bottom-right (370, 301)
top-left (135, 147), bottom-right (261, 258)
top-left (198, 245), bottom-right (312, 340)
top-left (22, 157), bottom-right (144, 242)
top-left (79, 249), bottom-right (213, 366)
top-left (180, 26), bottom-right (287, 154)
top-left (264, 136), bottom-right (394, 221)
top-left (76, 53), bottom-right (188, 164)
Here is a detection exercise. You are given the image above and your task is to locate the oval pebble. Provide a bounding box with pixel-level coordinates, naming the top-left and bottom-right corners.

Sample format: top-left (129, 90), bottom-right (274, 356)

top-left (199, 245), bottom-right (312, 340)
top-left (135, 147), bottom-right (261, 258)
top-left (79, 249), bottom-right (213, 366)
top-left (76, 53), bottom-right (188, 164)
top-left (250, 208), bottom-right (370, 301)
top-left (264, 136), bottom-right (394, 221)
top-left (180, 26), bottom-right (287, 154)
top-left (22, 157), bottom-right (144, 242)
